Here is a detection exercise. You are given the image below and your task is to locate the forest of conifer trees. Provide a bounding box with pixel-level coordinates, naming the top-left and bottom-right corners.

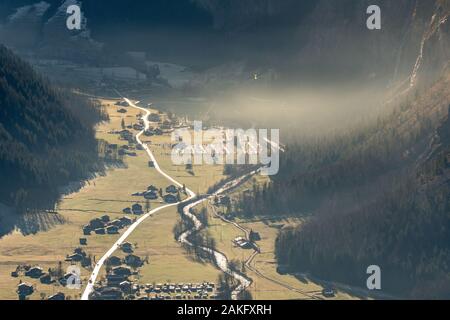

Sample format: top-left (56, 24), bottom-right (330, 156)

top-left (0, 45), bottom-right (107, 212)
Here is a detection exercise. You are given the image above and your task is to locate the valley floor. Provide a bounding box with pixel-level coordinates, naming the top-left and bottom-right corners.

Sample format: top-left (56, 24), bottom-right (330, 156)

top-left (0, 98), bottom-right (359, 300)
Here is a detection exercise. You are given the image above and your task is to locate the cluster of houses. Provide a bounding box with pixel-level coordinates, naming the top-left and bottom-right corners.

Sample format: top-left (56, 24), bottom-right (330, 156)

top-left (91, 279), bottom-right (218, 300)
top-left (12, 265), bottom-right (47, 283)
top-left (118, 144), bottom-right (138, 157)
top-left (17, 282), bottom-right (34, 300)
top-left (143, 127), bottom-right (163, 137)
top-left (17, 281), bottom-right (65, 300)
top-left (232, 230), bottom-right (261, 250)
top-left (83, 215), bottom-right (134, 236)
top-left (163, 185), bottom-right (180, 203)
top-left (122, 204), bottom-right (145, 215)
top-left (12, 264), bottom-right (61, 288)
top-left (118, 129), bottom-right (134, 144)
top-left (143, 282), bottom-right (217, 300)
top-left (90, 243), bottom-right (147, 300)
top-left (130, 184), bottom-right (181, 205)
top-left (13, 260), bottom-right (83, 300)
top-left (66, 247), bottom-right (91, 268)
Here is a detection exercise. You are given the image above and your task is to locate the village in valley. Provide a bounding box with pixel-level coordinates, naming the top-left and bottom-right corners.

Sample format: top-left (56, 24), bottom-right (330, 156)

top-left (4, 97), bottom-right (352, 301)
top-left (6, 98), bottom-right (252, 301)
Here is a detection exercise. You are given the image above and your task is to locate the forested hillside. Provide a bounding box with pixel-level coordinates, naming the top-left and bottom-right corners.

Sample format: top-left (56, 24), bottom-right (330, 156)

top-left (230, 71), bottom-right (450, 297)
top-left (0, 45), bottom-right (106, 212)
top-left (275, 102), bottom-right (450, 298)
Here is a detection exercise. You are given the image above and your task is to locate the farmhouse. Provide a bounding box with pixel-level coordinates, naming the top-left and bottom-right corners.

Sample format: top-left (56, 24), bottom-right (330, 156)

top-left (107, 256), bottom-right (122, 266)
top-left (232, 237), bottom-right (252, 249)
top-left (79, 238), bottom-right (88, 245)
top-left (119, 130), bottom-right (133, 141)
top-left (166, 185), bottom-right (178, 194)
top-left (89, 218), bottom-right (106, 230)
top-left (40, 273), bottom-right (52, 284)
top-left (122, 207), bottom-right (132, 214)
top-left (112, 266), bottom-right (132, 277)
top-left (107, 226), bottom-right (119, 234)
top-left (67, 253), bottom-right (84, 262)
top-left (144, 191), bottom-right (158, 200)
top-left (132, 203), bottom-right (143, 215)
top-left (82, 225), bottom-right (91, 235)
top-left (101, 215), bottom-right (110, 223)
top-left (119, 216), bottom-right (133, 227)
top-left (48, 292), bottom-right (65, 300)
top-left (95, 228), bottom-right (106, 235)
top-left (164, 194), bottom-right (178, 203)
top-left (147, 185), bottom-right (158, 192)
top-left (25, 267), bottom-right (43, 279)
top-left (322, 287), bottom-right (336, 298)
top-left (116, 100), bottom-right (129, 107)
top-left (17, 283), bottom-right (34, 297)
top-left (109, 219), bottom-right (123, 228)
top-left (91, 287), bottom-right (123, 300)
top-left (121, 242), bottom-right (134, 253)
top-left (106, 274), bottom-right (128, 286)
top-left (124, 254), bottom-right (143, 268)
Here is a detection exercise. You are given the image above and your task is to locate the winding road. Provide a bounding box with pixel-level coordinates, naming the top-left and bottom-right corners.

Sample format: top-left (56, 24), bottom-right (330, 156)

top-left (177, 170), bottom-right (261, 299)
top-left (81, 98), bottom-right (252, 300)
top-left (81, 98), bottom-right (196, 300)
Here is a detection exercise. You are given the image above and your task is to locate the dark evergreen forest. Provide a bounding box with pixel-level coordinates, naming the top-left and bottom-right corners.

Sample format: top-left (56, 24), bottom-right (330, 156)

top-left (0, 45), bottom-right (106, 212)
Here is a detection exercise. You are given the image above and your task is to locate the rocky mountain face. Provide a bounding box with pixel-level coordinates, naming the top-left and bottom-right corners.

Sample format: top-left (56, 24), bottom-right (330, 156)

top-left (196, 0), bottom-right (450, 88)
top-left (0, 0), bottom-right (102, 63)
top-left (0, 0), bottom-right (448, 91)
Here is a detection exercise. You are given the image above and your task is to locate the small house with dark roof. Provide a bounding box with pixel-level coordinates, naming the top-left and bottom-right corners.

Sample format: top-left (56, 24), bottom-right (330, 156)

top-left (124, 254), bottom-right (143, 268)
top-left (112, 266), bottom-right (132, 277)
top-left (166, 185), bottom-right (178, 194)
top-left (48, 292), bottom-right (65, 300)
top-left (119, 217), bottom-right (133, 227)
top-left (107, 256), bottom-right (122, 266)
top-left (107, 226), bottom-right (119, 235)
top-left (120, 242), bottom-right (134, 253)
top-left (40, 273), bottom-right (52, 285)
top-left (89, 218), bottom-right (105, 230)
top-left (132, 203), bottom-right (143, 215)
top-left (82, 225), bottom-right (92, 236)
top-left (95, 228), bottom-right (106, 235)
top-left (164, 194), bottom-right (178, 204)
top-left (144, 191), bottom-right (158, 200)
top-left (25, 267), bottom-right (43, 279)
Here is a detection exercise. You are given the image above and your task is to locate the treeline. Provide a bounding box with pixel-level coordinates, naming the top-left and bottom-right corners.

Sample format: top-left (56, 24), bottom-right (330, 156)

top-left (235, 89), bottom-right (446, 217)
top-left (272, 101), bottom-right (450, 298)
top-left (231, 73), bottom-right (450, 297)
top-left (0, 45), bottom-right (107, 212)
